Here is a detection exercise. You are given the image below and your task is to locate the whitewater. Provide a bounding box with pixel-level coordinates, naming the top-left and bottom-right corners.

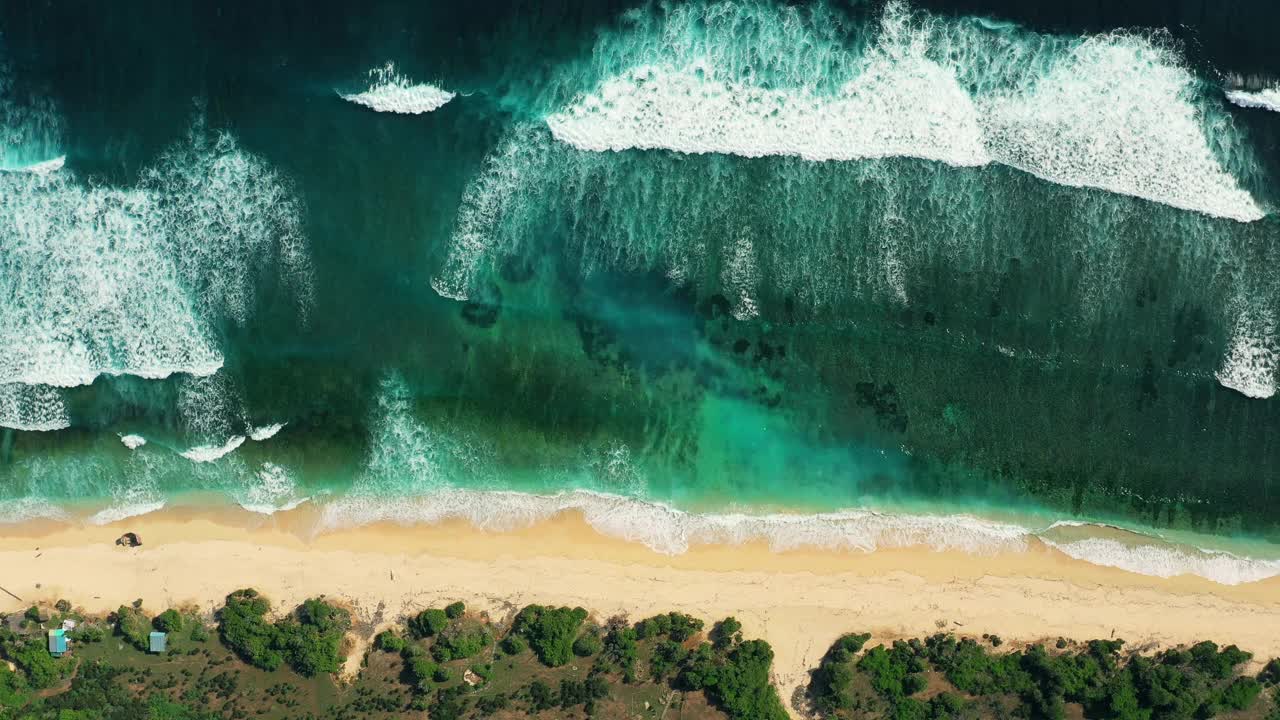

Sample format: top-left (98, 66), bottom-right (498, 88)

top-left (545, 1), bottom-right (1262, 222)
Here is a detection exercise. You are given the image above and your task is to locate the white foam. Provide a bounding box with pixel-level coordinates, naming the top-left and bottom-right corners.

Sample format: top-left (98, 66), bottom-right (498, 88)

top-left (237, 462), bottom-right (310, 515)
top-left (542, 2), bottom-right (1262, 223)
top-left (0, 383), bottom-right (68, 431)
top-left (1226, 88), bottom-right (1280, 113)
top-left (0, 120), bottom-right (312, 389)
top-left (980, 35), bottom-right (1262, 223)
top-left (0, 496), bottom-right (69, 524)
top-left (0, 155), bottom-right (65, 174)
top-left (722, 233), bottom-right (761, 321)
top-left (248, 422), bottom-right (286, 441)
top-left (319, 487), bottom-right (1029, 556)
top-left (0, 58), bottom-right (65, 171)
top-left (119, 434), bottom-right (147, 450)
top-left (1216, 310), bottom-right (1277, 399)
top-left (179, 435), bottom-right (246, 463)
top-left (340, 62), bottom-right (455, 114)
top-left (86, 500), bottom-right (167, 526)
top-left (1043, 537), bottom-right (1280, 586)
top-left (432, 128), bottom-right (548, 301)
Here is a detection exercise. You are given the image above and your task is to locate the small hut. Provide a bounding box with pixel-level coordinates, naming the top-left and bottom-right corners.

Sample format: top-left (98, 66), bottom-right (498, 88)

top-left (47, 628), bottom-right (67, 657)
top-left (149, 631), bottom-right (167, 654)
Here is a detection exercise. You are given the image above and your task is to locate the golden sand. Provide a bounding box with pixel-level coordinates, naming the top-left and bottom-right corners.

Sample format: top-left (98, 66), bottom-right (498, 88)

top-left (2, 505), bottom-right (1277, 712)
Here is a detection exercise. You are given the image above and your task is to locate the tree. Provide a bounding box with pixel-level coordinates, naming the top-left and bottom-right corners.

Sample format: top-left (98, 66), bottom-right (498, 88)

top-left (276, 598), bottom-right (351, 677)
top-left (445, 601), bottom-right (466, 619)
top-left (408, 608), bottom-right (449, 638)
top-left (154, 609), bottom-right (184, 633)
top-left (500, 634), bottom-right (527, 655)
top-left (573, 632), bottom-right (603, 657)
top-left (513, 605), bottom-right (588, 667)
top-left (116, 605), bottom-right (152, 651)
top-left (375, 630), bottom-right (406, 653)
top-left (9, 640), bottom-right (63, 689)
top-left (711, 617), bottom-right (743, 650)
top-left (217, 589), bottom-right (283, 671)
top-left (705, 640), bottom-right (788, 720)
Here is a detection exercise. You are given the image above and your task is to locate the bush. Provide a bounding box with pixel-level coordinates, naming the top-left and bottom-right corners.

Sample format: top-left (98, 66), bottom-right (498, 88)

top-left (408, 608), bottom-right (449, 638)
top-left (218, 589), bottom-right (283, 671)
top-left (445, 601), bottom-right (466, 619)
top-left (115, 605), bottom-right (152, 651)
top-left (276, 598), bottom-right (351, 677)
top-left (712, 617), bottom-right (743, 650)
top-left (433, 666), bottom-right (452, 683)
top-left (513, 605), bottom-right (588, 667)
top-left (154, 609), bottom-right (184, 633)
top-left (1219, 677), bottom-right (1262, 711)
top-left (500, 634), bottom-right (527, 655)
top-left (1260, 658), bottom-right (1280, 685)
top-left (635, 612), bottom-right (704, 642)
top-left (54, 599), bottom-right (71, 614)
top-left (72, 624), bottom-right (105, 643)
top-left (830, 633), bottom-right (872, 663)
top-left (190, 623), bottom-right (209, 642)
top-left (602, 626), bottom-right (639, 682)
top-left (528, 680), bottom-right (557, 712)
top-left (405, 655), bottom-right (440, 692)
top-left (23, 606), bottom-right (44, 624)
top-left (435, 624), bottom-right (490, 661)
top-left (573, 633), bottom-right (603, 657)
top-left (375, 630), bottom-right (406, 653)
top-left (705, 639), bottom-right (788, 720)
top-left (429, 685), bottom-right (470, 720)
top-left (8, 639), bottom-right (64, 689)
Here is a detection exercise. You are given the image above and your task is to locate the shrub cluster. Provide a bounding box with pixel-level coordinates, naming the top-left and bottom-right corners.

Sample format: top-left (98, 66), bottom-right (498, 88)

top-left (810, 632), bottom-right (1270, 720)
top-left (512, 604), bottom-right (589, 667)
top-left (216, 589), bottom-right (350, 676)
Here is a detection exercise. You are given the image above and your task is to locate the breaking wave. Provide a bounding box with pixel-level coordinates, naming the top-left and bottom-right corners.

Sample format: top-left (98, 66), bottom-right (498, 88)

top-left (1225, 87), bottom-right (1280, 113)
top-left (179, 435), bottom-right (247, 463)
top-left (340, 62), bottom-right (455, 114)
top-left (546, 1), bottom-right (1261, 222)
top-left (237, 462), bottom-right (310, 515)
top-left (248, 422), bottom-right (287, 441)
top-left (1042, 538), bottom-right (1280, 586)
top-left (0, 113), bottom-right (313, 444)
top-left (119, 434), bottom-right (148, 450)
top-left (1216, 309), bottom-right (1277, 399)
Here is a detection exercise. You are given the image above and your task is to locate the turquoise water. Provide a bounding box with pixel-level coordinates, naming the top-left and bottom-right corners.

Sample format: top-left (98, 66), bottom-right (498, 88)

top-left (1, 0), bottom-right (1280, 583)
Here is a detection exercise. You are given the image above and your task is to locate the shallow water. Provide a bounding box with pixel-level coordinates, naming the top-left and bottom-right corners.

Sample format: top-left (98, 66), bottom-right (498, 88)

top-left (1, 0), bottom-right (1279, 584)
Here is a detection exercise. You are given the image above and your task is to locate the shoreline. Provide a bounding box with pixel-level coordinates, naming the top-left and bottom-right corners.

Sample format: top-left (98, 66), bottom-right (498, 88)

top-left (2, 505), bottom-right (1279, 711)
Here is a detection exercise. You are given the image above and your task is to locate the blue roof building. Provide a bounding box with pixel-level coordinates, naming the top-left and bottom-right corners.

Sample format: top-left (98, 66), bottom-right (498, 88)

top-left (48, 628), bottom-right (67, 656)
top-left (149, 631), bottom-right (167, 653)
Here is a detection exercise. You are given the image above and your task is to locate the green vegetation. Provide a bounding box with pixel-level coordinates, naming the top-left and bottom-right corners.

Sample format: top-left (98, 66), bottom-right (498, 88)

top-left (810, 632), bottom-right (1278, 720)
top-left (408, 607), bottom-right (449, 638)
top-left (115, 605), bottom-right (152, 651)
top-left (216, 589), bottom-right (350, 676)
top-left (153, 609), bottom-right (184, 634)
top-left (3, 592), bottom-right (1277, 720)
top-left (512, 604), bottom-right (589, 667)
top-left (445, 601), bottom-right (467, 619)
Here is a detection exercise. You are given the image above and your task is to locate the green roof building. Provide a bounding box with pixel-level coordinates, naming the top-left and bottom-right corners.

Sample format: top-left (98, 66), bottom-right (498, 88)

top-left (149, 631), bottom-right (167, 654)
top-left (47, 628), bottom-right (67, 657)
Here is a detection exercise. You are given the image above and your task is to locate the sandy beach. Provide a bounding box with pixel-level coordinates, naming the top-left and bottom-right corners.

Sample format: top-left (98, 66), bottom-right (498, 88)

top-left (2, 506), bottom-right (1278, 713)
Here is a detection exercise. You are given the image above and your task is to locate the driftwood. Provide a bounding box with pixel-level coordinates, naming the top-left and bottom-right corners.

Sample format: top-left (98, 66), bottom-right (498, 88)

top-left (0, 585), bottom-right (21, 602)
top-left (115, 532), bottom-right (142, 548)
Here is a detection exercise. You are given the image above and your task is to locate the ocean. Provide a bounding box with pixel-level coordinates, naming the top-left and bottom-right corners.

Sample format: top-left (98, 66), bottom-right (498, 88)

top-left (2, 0), bottom-right (1279, 585)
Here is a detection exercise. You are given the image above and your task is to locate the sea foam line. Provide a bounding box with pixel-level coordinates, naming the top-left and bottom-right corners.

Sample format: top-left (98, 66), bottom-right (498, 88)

top-left (316, 488), bottom-right (1280, 586)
